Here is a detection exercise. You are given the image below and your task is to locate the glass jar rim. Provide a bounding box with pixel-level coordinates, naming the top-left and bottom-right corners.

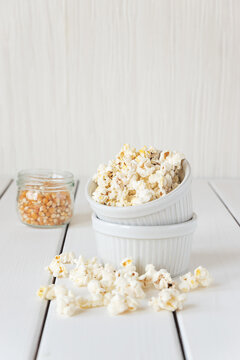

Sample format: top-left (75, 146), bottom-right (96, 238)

top-left (17, 169), bottom-right (74, 190)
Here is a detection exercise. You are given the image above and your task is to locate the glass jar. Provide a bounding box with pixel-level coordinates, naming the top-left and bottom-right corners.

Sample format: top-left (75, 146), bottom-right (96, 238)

top-left (17, 169), bottom-right (75, 228)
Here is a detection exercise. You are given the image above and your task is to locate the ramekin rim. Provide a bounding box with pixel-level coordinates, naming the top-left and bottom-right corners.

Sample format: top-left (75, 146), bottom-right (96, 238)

top-left (92, 212), bottom-right (197, 239)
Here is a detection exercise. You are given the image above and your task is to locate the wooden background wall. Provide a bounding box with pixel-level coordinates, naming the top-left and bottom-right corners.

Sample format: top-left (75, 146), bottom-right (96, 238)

top-left (0, 0), bottom-right (240, 178)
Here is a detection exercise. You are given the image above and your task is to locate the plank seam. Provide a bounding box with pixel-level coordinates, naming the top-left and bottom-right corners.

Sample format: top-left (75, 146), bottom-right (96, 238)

top-left (0, 179), bottom-right (13, 199)
top-left (173, 312), bottom-right (187, 360)
top-left (208, 182), bottom-right (240, 227)
top-left (33, 180), bottom-right (80, 360)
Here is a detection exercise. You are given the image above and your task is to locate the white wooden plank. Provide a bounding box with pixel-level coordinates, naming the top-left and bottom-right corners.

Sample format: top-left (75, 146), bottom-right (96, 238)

top-left (175, 180), bottom-right (240, 360)
top-left (37, 177), bottom-right (183, 360)
top-left (0, 176), bottom-right (12, 198)
top-left (210, 179), bottom-right (240, 224)
top-left (0, 182), bottom-right (70, 360)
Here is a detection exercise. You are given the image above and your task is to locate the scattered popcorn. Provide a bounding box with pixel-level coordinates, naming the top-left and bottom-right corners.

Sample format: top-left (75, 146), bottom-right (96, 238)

top-left (152, 269), bottom-right (175, 290)
top-left (194, 266), bottom-right (212, 287)
top-left (87, 279), bottom-right (107, 304)
top-left (115, 277), bottom-right (145, 299)
top-left (69, 265), bottom-right (91, 287)
top-left (100, 264), bottom-right (116, 291)
top-left (92, 144), bottom-right (185, 207)
top-left (45, 256), bottom-right (68, 278)
top-left (149, 288), bottom-right (186, 312)
top-left (59, 252), bottom-right (76, 264)
top-left (56, 290), bottom-right (82, 317)
top-left (37, 285), bottom-right (56, 300)
top-left (107, 294), bottom-right (139, 316)
top-left (139, 264), bottom-right (156, 288)
top-left (178, 272), bottom-right (199, 292)
top-left (38, 254), bottom-right (212, 318)
top-left (37, 285), bottom-right (68, 300)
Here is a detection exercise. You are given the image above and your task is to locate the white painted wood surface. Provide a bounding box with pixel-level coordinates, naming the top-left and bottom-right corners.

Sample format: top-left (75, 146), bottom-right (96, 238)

top-left (1, 1), bottom-right (240, 178)
top-left (176, 180), bottom-right (240, 360)
top-left (0, 176), bottom-right (11, 198)
top-left (37, 177), bottom-right (182, 360)
top-left (210, 179), bottom-right (240, 224)
top-left (1, 179), bottom-right (240, 359)
top-left (0, 182), bottom-right (69, 360)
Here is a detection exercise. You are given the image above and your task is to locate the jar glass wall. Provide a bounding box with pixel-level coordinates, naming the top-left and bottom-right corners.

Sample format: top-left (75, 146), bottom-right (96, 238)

top-left (17, 170), bottom-right (75, 228)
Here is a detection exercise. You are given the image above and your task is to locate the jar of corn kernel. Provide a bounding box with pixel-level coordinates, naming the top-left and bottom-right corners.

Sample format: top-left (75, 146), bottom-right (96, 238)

top-left (17, 170), bottom-right (75, 228)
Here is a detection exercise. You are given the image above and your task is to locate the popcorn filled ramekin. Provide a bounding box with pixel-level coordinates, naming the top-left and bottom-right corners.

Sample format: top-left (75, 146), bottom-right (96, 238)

top-left (92, 213), bottom-right (197, 276)
top-left (86, 160), bottom-right (192, 226)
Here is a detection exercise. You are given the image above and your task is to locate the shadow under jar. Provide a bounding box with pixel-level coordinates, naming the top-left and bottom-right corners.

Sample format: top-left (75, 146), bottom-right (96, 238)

top-left (17, 169), bottom-right (75, 228)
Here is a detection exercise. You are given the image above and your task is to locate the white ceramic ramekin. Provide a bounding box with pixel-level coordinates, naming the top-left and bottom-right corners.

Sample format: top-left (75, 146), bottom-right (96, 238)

top-left (86, 160), bottom-right (193, 226)
top-left (92, 213), bottom-right (197, 276)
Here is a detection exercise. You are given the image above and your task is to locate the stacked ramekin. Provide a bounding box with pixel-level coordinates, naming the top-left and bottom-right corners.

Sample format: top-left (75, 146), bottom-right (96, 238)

top-left (86, 160), bottom-right (197, 276)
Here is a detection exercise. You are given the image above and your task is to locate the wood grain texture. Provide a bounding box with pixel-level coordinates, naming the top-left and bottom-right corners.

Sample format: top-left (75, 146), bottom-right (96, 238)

top-left (37, 176), bottom-right (183, 360)
top-left (0, 0), bottom-right (240, 177)
top-left (176, 180), bottom-right (240, 360)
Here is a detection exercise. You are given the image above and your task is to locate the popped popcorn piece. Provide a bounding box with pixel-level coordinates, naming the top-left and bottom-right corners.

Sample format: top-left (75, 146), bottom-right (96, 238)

top-left (139, 264), bottom-right (156, 288)
top-left (37, 285), bottom-right (56, 300)
top-left (69, 257), bottom-right (104, 287)
top-left (178, 272), bottom-right (199, 292)
top-left (115, 277), bottom-right (145, 299)
top-left (37, 285), bottom-right (68, 300)
top-left (56, 290), bottom-right (81, 317)
top-left (92, 144), bottom-right (185, 207)
top-left (76, 297), bottom-right (93, 309)
top-left (194, 266), bottom-right (212, 287)
top-left (87, 279), bottom-right (107, 304)
top-left (100, 264), bottom-right (116, 291)
top-left (59, 252), bottom-right (76, 264)
top-left (69, 265), bottom-right (91, 287)
top-left (107, 294), bottom-right (139, 316)
top-left (116, 258), bottom-right (138, 280)
top-left (121, 257), bottom-right (133, 268)
top-left (152, 269), bottom-right (175, 290)
top-left (149, 288), bottom-right (186, 312)
top-left (45, 256), bottom-right (68, 278)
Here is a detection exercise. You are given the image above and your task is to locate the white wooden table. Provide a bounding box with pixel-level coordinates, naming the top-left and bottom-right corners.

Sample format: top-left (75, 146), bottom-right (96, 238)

top-left (0, 177), bottom-right (239, 360)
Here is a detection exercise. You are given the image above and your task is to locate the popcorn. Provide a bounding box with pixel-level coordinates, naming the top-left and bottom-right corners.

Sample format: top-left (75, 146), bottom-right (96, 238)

top-left (92, 144), bottom-right (185, 207)
top-left (37, 285), bottom-right (56, 300)
top-left (149, 288), bottom-right (186, 312)
top-left (194, 266), bottom-right (212, 287)
top-left (115, 277), bottom-right (145, 299)
top-left (69, 258), bottom-right (104, 287)
top-left (139, 266), bottom-right (174, 290)
top-left (139, 264), bottom-right (156, 288)
top-left (152, 269), bottom-right (175, 290)
top-left (69, 265), bottom-right (91, 287)
top-left (107, 294), bottom-right (139, 316)
top-left (178, 272), bottom-right (199, 292)
top-left (39, 254), bottom-right (212, 318)
top-left (59, 252), bottom-right (76, 264)
top-left (87, 279), bottom-right (107, 304)
top-left (100, 264), bottom-right (116, 291)
top-left (56, 290), bottom-right (81, 317)
top-left (121, 257), bottom-right (133, 268)
top-left (117, 258), bottom-right (138, 280)
top-left (45, 256), bottom-right (68, 278)
top-left (37, 285), bottom-right (68, 300)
